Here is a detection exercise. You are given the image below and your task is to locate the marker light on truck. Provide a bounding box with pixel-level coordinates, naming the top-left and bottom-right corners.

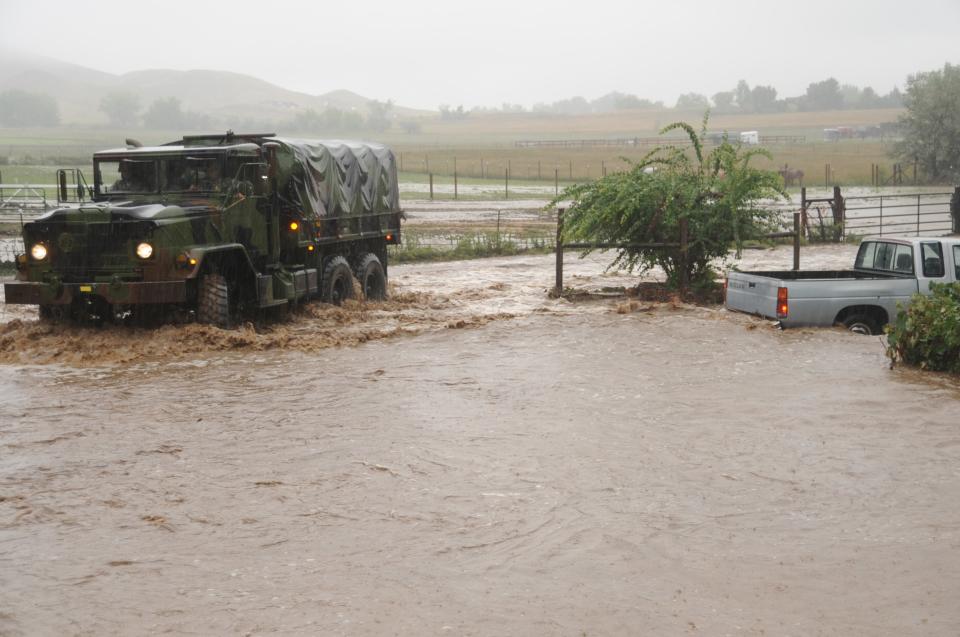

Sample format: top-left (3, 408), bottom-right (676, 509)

top-left (777, 286), bottom-right (788, 318)
top-left (135, 242), bottom-right (154, 259)
top-left (289, 221), bottom-right (299, 231)
top-left (30, 243), bottom-right (48, 261)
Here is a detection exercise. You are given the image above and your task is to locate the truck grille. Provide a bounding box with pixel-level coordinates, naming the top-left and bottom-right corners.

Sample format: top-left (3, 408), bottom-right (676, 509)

top-left (31, 220), bottom-right (149, 281)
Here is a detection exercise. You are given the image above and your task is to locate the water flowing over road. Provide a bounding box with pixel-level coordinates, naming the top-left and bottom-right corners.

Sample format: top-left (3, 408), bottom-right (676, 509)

top-left (2, 242), bottom-right (959, 636)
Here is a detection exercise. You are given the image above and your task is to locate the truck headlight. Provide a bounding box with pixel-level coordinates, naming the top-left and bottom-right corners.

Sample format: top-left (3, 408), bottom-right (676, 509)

top-left (136, 242), bottom-right (154, 259)
top-left (30, 243), bottom-right (48, 261)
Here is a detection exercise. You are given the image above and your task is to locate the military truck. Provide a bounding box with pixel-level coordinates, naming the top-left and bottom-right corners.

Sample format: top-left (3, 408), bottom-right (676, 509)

top-left (4, 132), bottom-right (402, 326)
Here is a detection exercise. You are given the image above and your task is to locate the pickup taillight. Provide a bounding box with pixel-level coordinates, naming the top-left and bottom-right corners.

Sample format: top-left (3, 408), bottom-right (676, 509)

top-left (777, 287), bottom-right (788, 318)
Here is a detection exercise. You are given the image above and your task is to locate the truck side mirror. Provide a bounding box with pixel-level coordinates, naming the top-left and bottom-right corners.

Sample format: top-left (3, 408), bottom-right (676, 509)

top-left (262, 142), bottom-right (280, 178)
top-left (58, 170), bottom-right (69, 203)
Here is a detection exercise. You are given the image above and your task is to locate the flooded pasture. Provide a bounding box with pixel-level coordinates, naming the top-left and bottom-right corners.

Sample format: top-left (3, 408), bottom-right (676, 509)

top-left (2, 236), bottom-right (960, 635)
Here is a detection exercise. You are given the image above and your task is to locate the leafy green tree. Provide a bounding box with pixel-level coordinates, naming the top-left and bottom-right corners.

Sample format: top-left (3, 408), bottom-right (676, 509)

top-left (99, 92), bottom-right (141, 127)
top-left (674, 93), bottom-right (710, 110)
top-left (550, 115), bottom-right (785, 289)
top-left (804, 78), bottom-right (843, 110)
top-left (142, 97), bottom-right (185, 129)
top-left (365, 99), bottom-right (393, 132)
top-left (711, 91), bottom-right (735, 112)
top-left (895, 63), bottom-right (960, 181)
top-left (751, 85), bottom-right (778, 112)
top-left (734, 80), bottom-right (753, 112)
top-left (0, 90), bottom-right (60, 126)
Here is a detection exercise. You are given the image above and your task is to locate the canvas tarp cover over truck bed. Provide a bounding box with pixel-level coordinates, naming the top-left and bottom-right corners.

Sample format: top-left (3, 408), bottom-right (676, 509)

top-left (281, 139), bottom-right (401, 221)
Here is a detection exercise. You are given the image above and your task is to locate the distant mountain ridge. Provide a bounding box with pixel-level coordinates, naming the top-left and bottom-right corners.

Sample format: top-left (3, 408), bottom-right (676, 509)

top-left (0, 48), bottom-right (428, 125)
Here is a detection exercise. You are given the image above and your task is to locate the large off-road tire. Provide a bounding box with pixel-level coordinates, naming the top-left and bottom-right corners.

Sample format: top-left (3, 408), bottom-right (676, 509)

top-left (843, 314), bottom-right (880, 336)
top-left (197, 273), bottom-right (234, 328)
top-left (355, 253), bottom-right (387, 301)
top-left (322, 256), bottom-right (356, 306)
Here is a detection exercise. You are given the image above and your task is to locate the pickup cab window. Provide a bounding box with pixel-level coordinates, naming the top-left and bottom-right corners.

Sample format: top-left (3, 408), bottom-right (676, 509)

top-left (921, 242), bottom-right (945, 278)
top-left (955, 246), bottom-right (960, 280)
top-left (855, 241), bottom-right (914, 274)
top-left (892, 244), bottom-right (914, 273)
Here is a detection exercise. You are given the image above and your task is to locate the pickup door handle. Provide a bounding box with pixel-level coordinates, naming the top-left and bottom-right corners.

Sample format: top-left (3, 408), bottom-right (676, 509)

top-left (748, 282), bottom-right (756, 288)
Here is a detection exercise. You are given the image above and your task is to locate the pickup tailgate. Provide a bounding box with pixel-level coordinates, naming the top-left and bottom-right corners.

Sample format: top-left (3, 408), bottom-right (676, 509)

top-left (725, 271), bottom-right (781, 318)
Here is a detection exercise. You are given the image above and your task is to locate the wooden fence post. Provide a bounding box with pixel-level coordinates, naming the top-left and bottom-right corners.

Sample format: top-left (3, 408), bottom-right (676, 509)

top-left (800, 186), bottom-right (808, 239)
top-left (679, 216), bottom-right (689, 292)
top-left (555, 208), bottom-right (565, 296)
top-left (793, 212), bottom-right (800, 271)
top-left (832, 185), bottom-right (845, 241)
top-left (505, 168), bottom-right (509, 200)
top-left (951, 186), bottom-right (960, 234)
top-left (429, 173), bottom-right (433, 200)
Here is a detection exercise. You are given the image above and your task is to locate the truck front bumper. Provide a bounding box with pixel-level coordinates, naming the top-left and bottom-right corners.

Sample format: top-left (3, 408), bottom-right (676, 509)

top-left (4, 280), bottom-right (187, 306)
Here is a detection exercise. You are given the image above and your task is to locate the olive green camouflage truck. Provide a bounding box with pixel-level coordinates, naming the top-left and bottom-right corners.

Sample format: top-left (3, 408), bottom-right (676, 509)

top-left (4, 132), bottom-right (402, 326)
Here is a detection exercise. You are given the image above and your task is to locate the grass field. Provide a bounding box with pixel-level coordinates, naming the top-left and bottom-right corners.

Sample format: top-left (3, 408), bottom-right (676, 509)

top-left (0, 107), bottom-right (917, 189)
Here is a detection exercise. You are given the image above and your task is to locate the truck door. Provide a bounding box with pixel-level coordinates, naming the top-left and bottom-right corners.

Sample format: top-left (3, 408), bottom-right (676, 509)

top-left (917, 242), bottom-right (946, 294)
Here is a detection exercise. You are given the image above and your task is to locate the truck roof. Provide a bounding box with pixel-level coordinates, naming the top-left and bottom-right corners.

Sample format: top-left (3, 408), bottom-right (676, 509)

top-left (94, 142), bottom-right (262, 158)
top-left (863, 236), bottom-right (960, 246)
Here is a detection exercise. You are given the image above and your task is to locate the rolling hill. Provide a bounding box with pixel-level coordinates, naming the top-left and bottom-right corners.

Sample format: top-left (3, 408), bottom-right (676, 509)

top-left (0, 48), bottom-right (429, 126)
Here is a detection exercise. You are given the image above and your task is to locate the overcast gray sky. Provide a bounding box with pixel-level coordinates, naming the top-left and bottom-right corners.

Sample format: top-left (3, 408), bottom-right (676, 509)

top-left (1, 0), bottom-right (957, 110)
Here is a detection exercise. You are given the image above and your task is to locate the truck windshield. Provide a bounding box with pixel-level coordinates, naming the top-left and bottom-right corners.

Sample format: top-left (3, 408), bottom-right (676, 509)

top-left (98, 159), bottom-right (158, 194)
top-left (161, 156), bottom-right (225, 193)
top-left (159, 155), bottom-right (255, 194)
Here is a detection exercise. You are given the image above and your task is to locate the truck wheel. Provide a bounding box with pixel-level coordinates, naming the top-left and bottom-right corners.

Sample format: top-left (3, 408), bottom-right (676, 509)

top-left (322, 256), bottom-right (356, 305)
top-left (843, 315), bottom-right (879, 336)
top-left (197, 273), bottom-right (234, 328)
top-left (355, 253), bottom-right (387, 301)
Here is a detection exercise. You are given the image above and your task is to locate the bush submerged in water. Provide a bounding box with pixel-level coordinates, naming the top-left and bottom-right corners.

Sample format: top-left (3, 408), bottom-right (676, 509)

top-left (886, 282), bottom-right (960, 374)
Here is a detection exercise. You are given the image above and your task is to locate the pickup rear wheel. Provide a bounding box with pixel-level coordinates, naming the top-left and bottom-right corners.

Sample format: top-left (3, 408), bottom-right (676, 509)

top-left (843, 314), bottom-right (880, 336)
top-left (322, 256), bottom-right (356, 305)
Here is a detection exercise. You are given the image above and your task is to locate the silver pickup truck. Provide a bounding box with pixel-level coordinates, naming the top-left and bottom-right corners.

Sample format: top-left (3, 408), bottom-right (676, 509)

top-left (725, 237), bottom-right (960, 334)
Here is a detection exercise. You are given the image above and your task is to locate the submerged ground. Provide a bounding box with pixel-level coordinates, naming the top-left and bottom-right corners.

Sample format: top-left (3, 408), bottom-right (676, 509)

top-left (1, 228), bottom-right (958, 635)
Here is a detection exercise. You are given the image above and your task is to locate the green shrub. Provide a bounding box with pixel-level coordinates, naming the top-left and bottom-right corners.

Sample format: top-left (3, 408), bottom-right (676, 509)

top-left (886, 282), bottom-right (960, 373)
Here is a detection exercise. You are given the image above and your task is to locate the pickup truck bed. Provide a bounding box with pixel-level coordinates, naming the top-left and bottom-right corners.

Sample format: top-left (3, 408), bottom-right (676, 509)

top-left (723, 236), bottom-right (960, 334)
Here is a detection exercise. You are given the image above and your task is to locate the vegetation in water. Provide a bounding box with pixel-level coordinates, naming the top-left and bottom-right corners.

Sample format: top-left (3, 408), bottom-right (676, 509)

top-left (550, 113), bottom-right (786, 289)
top-left (886, 282), bottom-right (960, 374)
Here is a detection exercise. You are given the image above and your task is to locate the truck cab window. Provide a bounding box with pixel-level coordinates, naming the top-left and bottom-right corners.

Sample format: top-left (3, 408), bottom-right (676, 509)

top-left (954, 246), bottom-right (960, 280)
top-left (162, 157), bottom-right (225, 193)
top-left (99, 159), bottom-right (158, 194)
top-left (920, 242), bottom-right (944, 278)
top-left (872, 242), bottom-right (895, 270)
top-left (892, 244), bottom-right (914, 274)
top-left (854, 242), bottom-right (876, 269)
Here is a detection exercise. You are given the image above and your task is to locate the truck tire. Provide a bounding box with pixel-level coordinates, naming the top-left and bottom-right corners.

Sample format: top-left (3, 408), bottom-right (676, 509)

top-left (355, 253), bottom-right (387, 301)
top-left (322, 256), bottom-right (356, 305)
top-left (197, 273), bottom-right (234, 328)
top-left (843, 314), bottom-right (880, 336)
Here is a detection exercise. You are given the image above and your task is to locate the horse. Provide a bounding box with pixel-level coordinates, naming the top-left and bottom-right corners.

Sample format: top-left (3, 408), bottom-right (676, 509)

top-left (778, 165), bottom-right (804, 187)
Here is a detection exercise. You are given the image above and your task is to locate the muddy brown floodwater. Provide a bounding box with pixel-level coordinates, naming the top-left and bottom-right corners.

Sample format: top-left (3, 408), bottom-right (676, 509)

top-left (2, 241), bottom-right (960, 636)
